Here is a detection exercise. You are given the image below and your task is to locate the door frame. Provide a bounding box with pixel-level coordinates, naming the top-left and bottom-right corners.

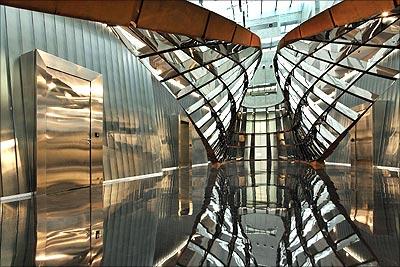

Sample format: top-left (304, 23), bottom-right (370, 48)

top-left (178, 114), bottom-right (192, 167)
top-left (21, 49), bottom-right (103, 265)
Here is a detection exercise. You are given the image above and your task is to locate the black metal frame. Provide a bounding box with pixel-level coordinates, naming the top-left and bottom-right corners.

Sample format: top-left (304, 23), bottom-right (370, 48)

top-left (113, 26), bottom-right (262, 162)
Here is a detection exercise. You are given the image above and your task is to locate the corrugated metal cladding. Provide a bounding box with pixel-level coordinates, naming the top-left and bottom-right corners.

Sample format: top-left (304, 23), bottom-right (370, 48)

top-left (102, 167), bottom-right (210, 266)
top-left (0, 6), bottom-right (207, 197)
top-left (0, 198), bottom-right (35, 266)
top-left (152, 77), bottom-right (208, 168)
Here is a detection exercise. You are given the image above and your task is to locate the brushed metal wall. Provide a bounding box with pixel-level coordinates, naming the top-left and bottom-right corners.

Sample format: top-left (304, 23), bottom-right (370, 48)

top-left (0, 198), bottom-right (36, 266)
top-left (152, 77), bottom-right (208, 168)
top-left (0, 5), bottom-right (207, 197)
top-left (327, 49), bottom-right (400, 167)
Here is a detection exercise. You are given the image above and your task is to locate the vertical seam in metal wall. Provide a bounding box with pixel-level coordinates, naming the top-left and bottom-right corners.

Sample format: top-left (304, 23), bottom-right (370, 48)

top-left (105, 27), bottom-right (119, 180)
top-left (131, 49), bottom-right (141, 175)
top-left (16, 8), bottom-right (31, 194)
top-left (137, 52), bottom-right (148, 174)
top-left (122, 44), bottom-right (135, 176)
top-left (122, 49), bottom-right (134, 263)
top-left (115, 33), bottom-right (128, 176)
top-left (4, 7), bottom-right (21, 196)
top-left (118, 37), bottom-right (132, 177)
top-left (53, 14), bottom-right (59, 55)
top-left (128, 49), bottom-right (138, 174)
top-left (13, 9), bottom-right (24, 196)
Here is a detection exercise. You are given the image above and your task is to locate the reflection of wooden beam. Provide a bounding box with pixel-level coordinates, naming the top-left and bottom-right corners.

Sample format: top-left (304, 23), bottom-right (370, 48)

top-left (0, 0), bottom-right (260, 47)
top-left (278, 0), bottom-right (399, 49)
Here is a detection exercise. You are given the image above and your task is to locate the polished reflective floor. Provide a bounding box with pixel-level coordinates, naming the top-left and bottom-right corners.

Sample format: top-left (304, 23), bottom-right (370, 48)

top-left (1, 162), bottom-right (399, 266)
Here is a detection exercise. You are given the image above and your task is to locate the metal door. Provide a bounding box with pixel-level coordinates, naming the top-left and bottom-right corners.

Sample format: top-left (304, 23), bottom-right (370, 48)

top-left (350, 104), bottom-right (373, 165)
top-left (179, 116), bottom-right (192, 167)
top-left (22, 50), bottom-right (103, 266)
top-left (349, 104), bottom-right (374, 231)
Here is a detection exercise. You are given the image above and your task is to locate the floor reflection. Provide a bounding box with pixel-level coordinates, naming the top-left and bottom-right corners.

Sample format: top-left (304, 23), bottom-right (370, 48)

top-left (0, 162), bottom-right (399, 266)
top-left (102, 167), bottom-right (209, 266)
top-left (176, 161), bottom-right (399, 267)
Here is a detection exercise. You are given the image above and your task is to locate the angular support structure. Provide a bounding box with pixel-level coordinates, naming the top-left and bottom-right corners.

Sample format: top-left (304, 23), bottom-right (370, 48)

top-left (113, 27), bottom-right (261, 162)
top-left (274, 1), bottom-right (400, 161)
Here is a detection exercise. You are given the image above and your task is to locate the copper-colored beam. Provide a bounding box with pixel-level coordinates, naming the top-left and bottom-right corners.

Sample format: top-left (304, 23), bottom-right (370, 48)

top-left (0, 0), bottom-right (260, 47)
top-left (278, 0), bottom-right (399, 49)
top-left (0, 0), bottom-right (141, 26)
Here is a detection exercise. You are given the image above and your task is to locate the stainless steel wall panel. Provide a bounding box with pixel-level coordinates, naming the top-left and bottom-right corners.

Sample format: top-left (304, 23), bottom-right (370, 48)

top-left (129, 57), bottom-right (141, 174)
top-left (125, 50), bottom-right (138, 175)
top-left (0, 5), bottom-right (207, 196)
top-left (144, 69), bottom-right (156, 173)
top-left (0, 7), bottom-right (18, 196)
top-left (120, 47), bottom-right (135, 177)
top-left (152, 78), bottom-right (208, 167)
top-left (19, 10), bottom-right (35, 52)
top-left (54, 16), bottom-right (67, 59)
top-left (72, 18), bottom-right (85, 67)
top-left (0, 198), bottom-right (36, 266)
top-left (19, 53), bottom-right (35, 191)
top-left (82, 21), bottom-right (93, 69)
top-left (110, 37), bottom-right (129, 178)
top-left (137, 64), bottom-right (150, 174)
top-left (64, 17), bottom-right (77, 63)
top-left (31, 12), bottom-right (46, 51)
top-left (43, 13), bottom-right (57, 55)
top-left (96, 26), bottom-right (115, 182)
top-left (104, 33), bottom-right (123, 180)
top-left (374, 82), bottom-right (399, 168)
top-left (0, 202), bottom-right (18, 265)
top-left (119, 38), bottom-right (134, 177)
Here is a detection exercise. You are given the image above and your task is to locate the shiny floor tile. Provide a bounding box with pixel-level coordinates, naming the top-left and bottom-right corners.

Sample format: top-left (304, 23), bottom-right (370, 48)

top-left (0, 163), bottom-right (399, 266)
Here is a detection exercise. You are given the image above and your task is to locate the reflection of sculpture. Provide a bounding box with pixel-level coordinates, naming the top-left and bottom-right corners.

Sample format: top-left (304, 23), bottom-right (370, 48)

top-left (176, 162), bottom-right (379, 266)
top-left (279, 166), bottom-right (378, 266)
top-left (177, 166), bottom-right (257, 266)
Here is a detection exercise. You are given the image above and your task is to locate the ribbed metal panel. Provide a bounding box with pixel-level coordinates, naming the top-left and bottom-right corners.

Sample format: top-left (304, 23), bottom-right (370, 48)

top-left (0, 5), bottom-right (207, 197)
top-left (152, 77), bottom-right (208, 167)
top-left (102, 167), bottom-right (210, 266)
top-left (0, 199), bottom-right (35, 266)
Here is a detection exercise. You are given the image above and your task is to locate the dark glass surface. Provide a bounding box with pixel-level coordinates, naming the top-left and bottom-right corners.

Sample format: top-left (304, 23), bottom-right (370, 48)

top-left (1, 162), bottom-right (399, 266)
